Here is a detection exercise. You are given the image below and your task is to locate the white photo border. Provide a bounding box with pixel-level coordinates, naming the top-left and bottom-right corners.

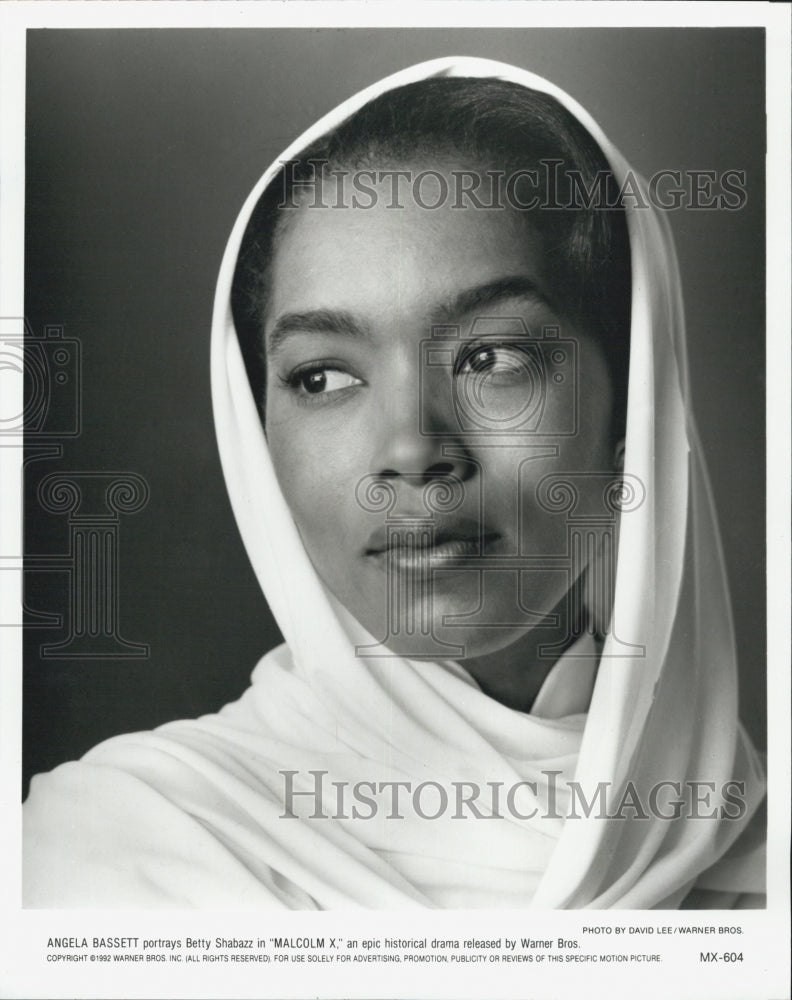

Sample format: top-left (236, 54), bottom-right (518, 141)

top-left (1, 4), bottom-right (789, 999)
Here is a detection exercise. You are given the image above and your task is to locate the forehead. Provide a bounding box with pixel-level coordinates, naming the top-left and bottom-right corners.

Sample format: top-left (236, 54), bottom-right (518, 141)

top-left (266, 170), bottom-right (550, 324)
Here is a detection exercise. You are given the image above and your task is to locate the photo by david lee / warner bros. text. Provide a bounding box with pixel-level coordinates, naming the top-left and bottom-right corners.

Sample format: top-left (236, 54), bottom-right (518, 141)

top-left (21, 29), bottom-right (767, 910)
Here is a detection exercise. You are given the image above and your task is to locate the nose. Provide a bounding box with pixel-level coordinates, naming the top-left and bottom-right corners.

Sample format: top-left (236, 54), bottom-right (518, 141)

top-left (370, 365), bottom-right (475, 486)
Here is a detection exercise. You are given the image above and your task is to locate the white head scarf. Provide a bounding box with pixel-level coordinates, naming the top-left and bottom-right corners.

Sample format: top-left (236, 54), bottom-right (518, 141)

top-left (24, 56), bottom-right (765, 911)
top-left (209, 57), bottom-right (765, 908)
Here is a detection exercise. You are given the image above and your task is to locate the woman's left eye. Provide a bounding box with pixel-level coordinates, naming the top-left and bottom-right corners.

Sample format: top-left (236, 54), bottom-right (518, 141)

top-left (288, 367), bottom-right (363, 397)
top-left (456, 343), bottom-right (533, 383)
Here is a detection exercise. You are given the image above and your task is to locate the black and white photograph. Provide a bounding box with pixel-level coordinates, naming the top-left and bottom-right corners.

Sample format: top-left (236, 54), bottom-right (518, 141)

top-left (1, 3), bottom-right (789, 998)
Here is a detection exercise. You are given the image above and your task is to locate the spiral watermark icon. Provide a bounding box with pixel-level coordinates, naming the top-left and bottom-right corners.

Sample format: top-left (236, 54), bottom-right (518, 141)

top-left (354, 472), bottom-right (467, 658)
top-left (35, 473), bottom-right (150, 659)
top-left (350, 309), bottom-right (649, 660)
top-left (533, 471), bottom-right (646, 657)
top-left (1, 317), bottom-right (78, 631)
top-left (1, 317), bottom-right (150, 658)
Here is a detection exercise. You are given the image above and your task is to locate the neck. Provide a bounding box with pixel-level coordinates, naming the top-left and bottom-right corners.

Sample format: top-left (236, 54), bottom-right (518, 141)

top-left (459, 585), bottom-right (591, 712)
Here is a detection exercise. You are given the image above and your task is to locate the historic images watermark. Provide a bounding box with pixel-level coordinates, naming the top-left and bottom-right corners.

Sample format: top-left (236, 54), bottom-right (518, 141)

top-left (279, 770), bottom-right (749, 822)
top-left (278, 160), bottom-right (748, 213)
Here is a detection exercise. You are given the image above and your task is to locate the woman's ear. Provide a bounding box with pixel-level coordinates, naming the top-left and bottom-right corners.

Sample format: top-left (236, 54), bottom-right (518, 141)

top-left (614, 438), bottom-right (626, 472)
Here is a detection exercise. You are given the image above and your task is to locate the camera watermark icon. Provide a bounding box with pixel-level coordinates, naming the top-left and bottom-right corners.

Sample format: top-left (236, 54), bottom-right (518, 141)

top-left (419, 319), bottom-right (577, 437)
top-left (0, 317), bottom-right (149, 658)
top-left (0, 317), bottom-right (81, 438)
top-left (1, 318), bottom-right (74, 632)
top-left (348, 311), bottom-right (644, 662)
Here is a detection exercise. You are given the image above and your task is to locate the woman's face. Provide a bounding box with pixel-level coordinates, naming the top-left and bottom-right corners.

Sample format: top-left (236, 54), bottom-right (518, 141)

top-left (263, 168), bottom-right (619, 660)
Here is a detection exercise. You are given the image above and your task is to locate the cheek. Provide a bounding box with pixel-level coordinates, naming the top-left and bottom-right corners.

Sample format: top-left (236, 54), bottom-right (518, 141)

top-left (479, 409), bottom-right (616, 545)
top-left (266, 419), bottom-right (361, 550)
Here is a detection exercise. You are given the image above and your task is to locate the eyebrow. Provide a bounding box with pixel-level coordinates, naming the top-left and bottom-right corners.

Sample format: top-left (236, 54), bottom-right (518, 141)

top-left (431, 275), bottom-right (552, 324)
top-left (267, 308), bottom-right (372, 356)
top-left (265, 275), bottom-right (551, 355)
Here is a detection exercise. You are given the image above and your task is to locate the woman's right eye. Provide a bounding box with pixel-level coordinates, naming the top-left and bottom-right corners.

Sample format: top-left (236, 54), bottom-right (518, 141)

top-left (283, 366), bottom-right (363, 398)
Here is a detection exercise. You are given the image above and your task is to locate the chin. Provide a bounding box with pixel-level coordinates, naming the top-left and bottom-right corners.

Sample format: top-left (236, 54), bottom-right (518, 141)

top-left (338, 570), bottom-right (562, 661)
top-left (354, 595), bottom-right (543, 662)
top-left (433, 622), bottom-right (538, 661)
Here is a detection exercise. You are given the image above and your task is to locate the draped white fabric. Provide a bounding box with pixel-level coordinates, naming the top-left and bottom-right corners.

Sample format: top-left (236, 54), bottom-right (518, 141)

top-left (23, 57), bottom-right (765, 910)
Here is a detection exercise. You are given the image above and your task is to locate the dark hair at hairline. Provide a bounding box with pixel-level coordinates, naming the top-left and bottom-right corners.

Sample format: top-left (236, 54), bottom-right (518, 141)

top-left (231, 76), bottom-right (631, 440)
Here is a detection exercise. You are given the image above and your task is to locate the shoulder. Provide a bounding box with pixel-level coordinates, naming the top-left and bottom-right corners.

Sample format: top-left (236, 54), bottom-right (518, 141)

top-left (23, 651), bottom-right (315, 910)
top-left (680, 796), bottom-right (767, 909)
top-left (23, 752), bottom-right (307, 908)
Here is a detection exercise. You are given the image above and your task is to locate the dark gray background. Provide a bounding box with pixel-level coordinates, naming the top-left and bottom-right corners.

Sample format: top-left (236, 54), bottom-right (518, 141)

top-left (23, 28), bottom-right (766, 796)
